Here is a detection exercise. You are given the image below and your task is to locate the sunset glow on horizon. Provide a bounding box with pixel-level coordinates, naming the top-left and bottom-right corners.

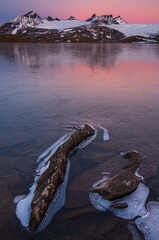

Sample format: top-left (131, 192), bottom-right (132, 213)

top-left (0, 0), bottom-right (159, 23)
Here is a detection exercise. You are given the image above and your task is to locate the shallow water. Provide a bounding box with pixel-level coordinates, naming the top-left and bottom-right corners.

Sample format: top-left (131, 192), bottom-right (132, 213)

top-left (0, 43), bottom-right (159, 240)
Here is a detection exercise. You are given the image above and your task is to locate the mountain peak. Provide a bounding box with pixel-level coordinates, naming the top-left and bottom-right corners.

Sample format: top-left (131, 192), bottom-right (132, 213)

top-left (85, 14), bottom-right (96, 22)
top-left (90, 14), bottom-right (127, 26)
top-left (22, 11), bottom-right (41, 19)
top-left (114, 16), bottom-right (127, 24)
top-left (45, 16), bottom-right (54, 21)
top-left (67, 16), bottom-right (78, 21)
top-left (13, 11), bottom-right (42, 26)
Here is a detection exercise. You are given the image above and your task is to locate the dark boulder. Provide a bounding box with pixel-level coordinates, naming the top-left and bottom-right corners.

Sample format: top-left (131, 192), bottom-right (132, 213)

top-left (91, 150), bottom-right (142, 201)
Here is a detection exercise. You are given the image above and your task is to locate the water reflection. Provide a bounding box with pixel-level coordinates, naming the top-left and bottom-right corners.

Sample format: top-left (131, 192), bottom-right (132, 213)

top-left (0, 43), bottom-right (159, 70)
top-left (0, 43), bottom-right (124, 69)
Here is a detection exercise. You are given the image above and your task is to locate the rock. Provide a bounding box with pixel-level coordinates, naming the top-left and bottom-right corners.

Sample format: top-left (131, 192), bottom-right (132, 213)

top-left (28, 124), bottom-right (95, 232)
top-left (110, 203), bottom-right (128, 209)
top-left (91, 150), bottom-right (142, 201)
top-left (67, 16), bottom-right (78, 21)
top-left (85, 14), bottom-right (96, 22)
top-left (45, 16), bottom-right (54, 21)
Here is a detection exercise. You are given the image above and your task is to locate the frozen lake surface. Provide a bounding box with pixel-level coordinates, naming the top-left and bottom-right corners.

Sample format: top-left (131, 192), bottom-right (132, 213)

top-left (0, 43), bottom-right (159, 239)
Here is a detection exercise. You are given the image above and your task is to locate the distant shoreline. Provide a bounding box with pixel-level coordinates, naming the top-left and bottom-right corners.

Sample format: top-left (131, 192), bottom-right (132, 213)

top-left (0, 34), bottom-right (158, 43)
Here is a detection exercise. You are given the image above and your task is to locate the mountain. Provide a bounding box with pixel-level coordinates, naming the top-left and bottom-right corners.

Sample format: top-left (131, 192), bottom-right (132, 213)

top-left (85, 14), bottom-right (127, 26)
top-left (2, 11), bottom-right (157, 43)
top-left (114, 16), bottom-right (127, 24)
top-left (44, 16), bottom-right (54, 21)
top-left (13, 11), bottom-right (42, 26)
top-left (0, 11), bottom-right (128, 36)
top-left (67, 16), bottom-right (78, 21)
top-left (55, 18), bottom-right (61, 21)
top-left (0, 11), bottom-right (42, 34)
top-left (90, 14), bottom-right (120, 26)
top-left (85, 14), bottom-right (96, 22)
top-left (0, 25), bottom-right (125, 43)
top-left (0, 11), bottom-right (158, 43)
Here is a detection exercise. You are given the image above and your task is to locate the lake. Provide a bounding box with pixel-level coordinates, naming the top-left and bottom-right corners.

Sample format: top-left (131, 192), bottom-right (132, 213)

top-left (0, 43), bottom-right (159, 240)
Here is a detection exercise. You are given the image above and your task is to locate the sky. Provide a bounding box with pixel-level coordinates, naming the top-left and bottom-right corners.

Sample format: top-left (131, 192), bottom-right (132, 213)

top-left (0, 0), bottom-right (159, 23)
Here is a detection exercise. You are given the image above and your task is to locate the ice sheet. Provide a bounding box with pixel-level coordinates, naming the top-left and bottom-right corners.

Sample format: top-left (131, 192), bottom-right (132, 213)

top-left (98, 126), bottom-right (109, 141)
top-left (90, 181), bottom-right (149, 220)
top-left (135, 201), bottom-right (159, 240)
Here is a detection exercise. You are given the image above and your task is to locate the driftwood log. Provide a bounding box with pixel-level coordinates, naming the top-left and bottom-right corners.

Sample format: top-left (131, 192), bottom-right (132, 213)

top-left (29, 124), bottom-right (95, 232)
top-left (91, 150), bottom-right (142, 201)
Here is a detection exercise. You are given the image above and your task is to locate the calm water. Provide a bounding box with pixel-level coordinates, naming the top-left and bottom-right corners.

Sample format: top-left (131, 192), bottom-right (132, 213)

top-left (0, 43), bottom-right (159, 240)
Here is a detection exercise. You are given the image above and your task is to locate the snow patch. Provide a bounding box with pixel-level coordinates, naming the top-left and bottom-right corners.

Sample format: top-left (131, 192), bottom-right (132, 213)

top-left (37, 20), bottom-right (89, 30)
top-left (12, 28), bottom-right (18, 35)
top-left (109, 23), bottom-right (159, 38)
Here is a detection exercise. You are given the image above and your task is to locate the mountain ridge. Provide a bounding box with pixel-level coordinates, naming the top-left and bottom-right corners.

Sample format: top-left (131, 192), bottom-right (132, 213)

top-left (0, 11), bottom-right (158, 43)
top-left (0, 11), bottom-right (127, 35)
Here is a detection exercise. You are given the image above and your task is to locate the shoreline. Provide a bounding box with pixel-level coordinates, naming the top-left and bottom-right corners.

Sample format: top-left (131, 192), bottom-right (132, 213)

top-left (0, 34), bottom-right (159, 43)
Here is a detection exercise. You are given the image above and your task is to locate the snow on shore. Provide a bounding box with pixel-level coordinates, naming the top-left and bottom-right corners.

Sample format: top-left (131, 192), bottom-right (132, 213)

top-left (109, 23), bottom-right (159, 38)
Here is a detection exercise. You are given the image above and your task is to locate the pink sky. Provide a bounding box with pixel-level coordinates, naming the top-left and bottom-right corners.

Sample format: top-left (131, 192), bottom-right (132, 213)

top-left (39, 0), bottom-right (159, 23)
top-left (1, 0), bottom-right (159, 23)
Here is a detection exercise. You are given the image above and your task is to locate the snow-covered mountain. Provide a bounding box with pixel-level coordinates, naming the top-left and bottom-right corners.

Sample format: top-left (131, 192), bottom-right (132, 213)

top-left (86, 14), bottom-right (127, 25)
top-left (114, 16), bottom-right (127, 24)
top-left (90, 14), bottom-right (120, 26)
top-left (0, 11), bottom-right (42, 34)
top-left (13, 11), bottom-right (42, 27)
top-left (44, 16), bottom-right (55, 21)
top-left (85, 14), bottom-right (96, 22)
top-left (66, 16), bottom-right (78, 21)
top-left (0, 11), bottom-right (127, 35)
top-left (36, 13), bottom-right (127, 31)
top-left (0, 11), bottom-right (158, 43)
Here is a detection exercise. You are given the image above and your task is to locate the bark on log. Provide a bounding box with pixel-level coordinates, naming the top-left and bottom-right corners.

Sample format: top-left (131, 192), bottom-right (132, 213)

top-left (28, 124), bottom-right (95, 232)
top-left (91, 150), bottom-right (142, 201)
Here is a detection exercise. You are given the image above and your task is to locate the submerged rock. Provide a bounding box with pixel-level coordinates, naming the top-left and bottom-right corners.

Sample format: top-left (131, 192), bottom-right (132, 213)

top-left (28, 124), bottom-right (95, 232)
top-left (91, 150), bottom-right (142, 201)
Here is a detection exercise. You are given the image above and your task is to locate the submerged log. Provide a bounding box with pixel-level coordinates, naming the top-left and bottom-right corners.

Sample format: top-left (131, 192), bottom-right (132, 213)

top-left (91, 150), bottom-right (142, 201)
top-left (29, 124), bottom-right (95, 232)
